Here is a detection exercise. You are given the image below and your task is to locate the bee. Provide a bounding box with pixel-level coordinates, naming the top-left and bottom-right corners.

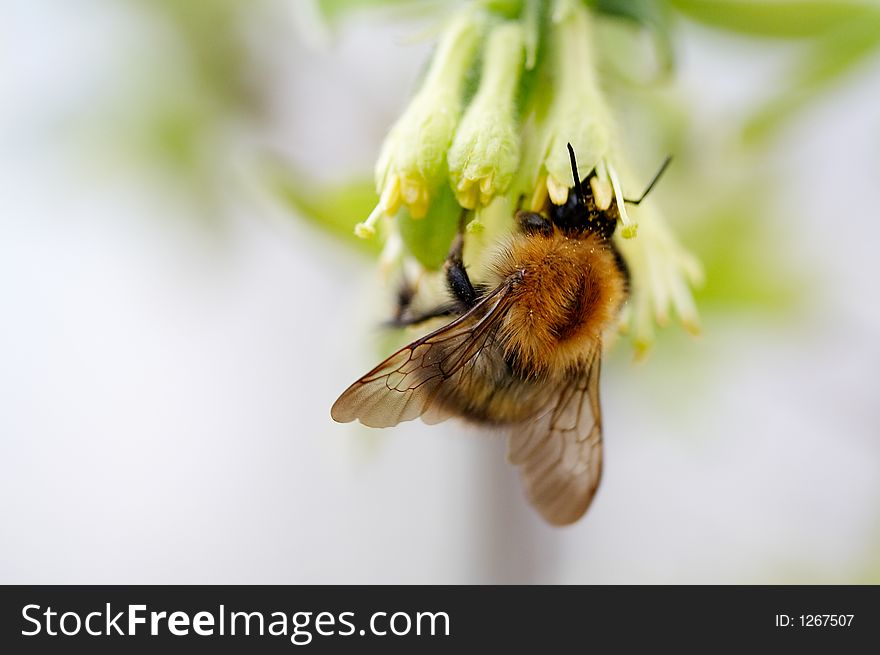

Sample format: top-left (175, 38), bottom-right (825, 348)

top-left (332, 145), bottom-right (669, 525)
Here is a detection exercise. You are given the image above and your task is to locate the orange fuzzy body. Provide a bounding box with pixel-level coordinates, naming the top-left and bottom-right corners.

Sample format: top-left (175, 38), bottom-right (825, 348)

top-left (486, 228), bottom-right (626, 377)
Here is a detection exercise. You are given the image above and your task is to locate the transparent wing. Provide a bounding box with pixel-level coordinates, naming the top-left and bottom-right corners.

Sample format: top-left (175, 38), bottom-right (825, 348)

top-left (331, 280), bottom-right (516, 428)
top-left (507, 342), bottom-right (604, 526)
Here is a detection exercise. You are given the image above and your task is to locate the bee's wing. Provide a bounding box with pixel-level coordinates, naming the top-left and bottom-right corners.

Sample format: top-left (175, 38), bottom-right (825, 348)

top-left (331, 280), bottom-right (516, 428)
top-left (507, 343), bottom-right (604, 526)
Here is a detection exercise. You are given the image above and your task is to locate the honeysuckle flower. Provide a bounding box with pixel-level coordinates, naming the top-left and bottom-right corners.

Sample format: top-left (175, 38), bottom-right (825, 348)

top-left (356, 9), bottom-right (485, 237)
top-left (353, 0), bottom-right (702, 352)
top-left (447, 22), bottom-right (524, 209)
top-left (615, 200), bottom-right (704, 354)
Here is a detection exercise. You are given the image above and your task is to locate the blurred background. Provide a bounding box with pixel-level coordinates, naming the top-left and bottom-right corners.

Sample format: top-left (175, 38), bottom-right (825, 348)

top-left (1, 0), bottom-right (878, 583)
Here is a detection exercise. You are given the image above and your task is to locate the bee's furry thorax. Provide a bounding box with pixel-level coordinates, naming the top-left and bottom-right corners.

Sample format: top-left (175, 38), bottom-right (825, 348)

top-left (487, 227), bottom-right (626, 376)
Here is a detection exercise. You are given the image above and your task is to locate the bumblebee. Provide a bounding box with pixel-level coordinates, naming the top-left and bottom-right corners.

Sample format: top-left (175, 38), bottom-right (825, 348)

top-left (333, 145), bottom-right (666, 525)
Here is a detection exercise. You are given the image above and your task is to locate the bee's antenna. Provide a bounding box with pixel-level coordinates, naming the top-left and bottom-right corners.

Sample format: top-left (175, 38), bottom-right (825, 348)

top-left (566, 143), bottom-right (587, 207)
top-left (624, 155), bottom-right (672, 205)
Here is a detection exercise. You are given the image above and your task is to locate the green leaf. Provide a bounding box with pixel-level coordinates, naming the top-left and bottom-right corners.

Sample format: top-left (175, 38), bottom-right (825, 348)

top-left (265, 162), bottom-right (382, 256)
top-left (396, 183), bottom-right (461, 269)
top-left (668, 0), bottom-right (880, 39)
top-left (743, 14), bottom-right (880, 142)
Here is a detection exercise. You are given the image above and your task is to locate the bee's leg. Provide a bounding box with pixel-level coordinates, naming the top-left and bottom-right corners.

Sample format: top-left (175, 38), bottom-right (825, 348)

top-left (390, 271), bottom-right (459, 326)
top-left (387, 304), bottom-right (458, 328)
top-left (444, 210), bottom-right (478, 309)
top-left (392, 276), bottom-right (417, 324)
top-left (388, 214), bottom-right (476, 326)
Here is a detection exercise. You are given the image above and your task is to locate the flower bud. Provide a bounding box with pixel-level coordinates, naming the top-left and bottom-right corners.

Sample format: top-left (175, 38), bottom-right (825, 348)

top-left (363, 9), bottom-right (484, 232)
top-left (447, 22), bottom-right (525, 209)
top-left (615, 202), bottom-right (704, 352)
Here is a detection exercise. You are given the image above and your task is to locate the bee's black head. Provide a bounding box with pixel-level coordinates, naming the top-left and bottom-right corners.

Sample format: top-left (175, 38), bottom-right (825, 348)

top-left (548, 144), bottom-right (618, 240)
